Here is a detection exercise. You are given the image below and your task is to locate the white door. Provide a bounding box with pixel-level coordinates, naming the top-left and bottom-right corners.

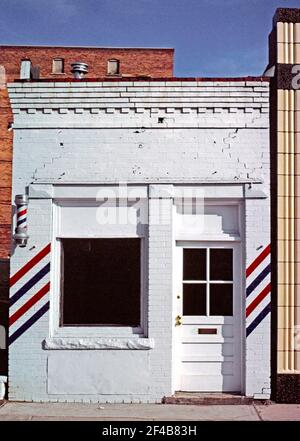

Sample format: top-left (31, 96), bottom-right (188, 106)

top-left (174, 242), bottom-right (243, 392)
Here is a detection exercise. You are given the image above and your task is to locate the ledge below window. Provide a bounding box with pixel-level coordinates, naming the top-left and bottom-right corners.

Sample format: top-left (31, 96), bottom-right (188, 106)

top-left (43, 337), bottom-right (155, 350)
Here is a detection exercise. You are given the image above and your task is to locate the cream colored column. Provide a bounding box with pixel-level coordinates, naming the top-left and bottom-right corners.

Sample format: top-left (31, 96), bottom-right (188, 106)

top-left (277, 19), bottom-right (300, 372)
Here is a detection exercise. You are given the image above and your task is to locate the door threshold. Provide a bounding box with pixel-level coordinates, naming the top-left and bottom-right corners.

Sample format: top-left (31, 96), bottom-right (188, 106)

top-left (162, 392), bottom-right (258, 405)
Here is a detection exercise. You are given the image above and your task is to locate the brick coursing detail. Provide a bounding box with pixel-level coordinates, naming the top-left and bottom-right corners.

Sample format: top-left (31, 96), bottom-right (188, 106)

top-left (0, 88), bottom-right (13, 259)
top-left (0, 46), bottom-right (174, 83)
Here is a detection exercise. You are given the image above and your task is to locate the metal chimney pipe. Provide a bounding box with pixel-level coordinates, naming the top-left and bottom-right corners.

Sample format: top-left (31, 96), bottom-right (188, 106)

top-left (71, 62), bottom-right (88, 79)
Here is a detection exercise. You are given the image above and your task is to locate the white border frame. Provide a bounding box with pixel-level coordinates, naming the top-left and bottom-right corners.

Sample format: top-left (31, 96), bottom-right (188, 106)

top-left (171, 199), bottom-right (246, 395)
top-left (50, 199), bottom-right (148, 339)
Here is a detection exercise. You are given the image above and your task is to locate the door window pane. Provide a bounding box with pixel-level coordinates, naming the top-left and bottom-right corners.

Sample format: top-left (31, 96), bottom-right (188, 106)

top-left (183, 284), bottom-right (206, 315)
top-left (209, 283), bottom-right (233, 316)
top-left (183, 249), bottom-right (206, 280)
top-left (210, 249), bottom-right (233, 281)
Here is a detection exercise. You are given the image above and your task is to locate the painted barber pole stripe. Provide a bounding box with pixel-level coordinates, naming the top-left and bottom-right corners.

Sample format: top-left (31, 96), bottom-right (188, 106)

top-left (246, 264), bottom-right (271, 297)
top-left (246, 282), bottom-right (271, 317)
top-left (246, 303), bottom-right (271, 337)
top-left (17, 218), bottom-right (26, 226)
top-left (246, 244), bottom-right (271, 337)
top-left (9, 282), bottom-right (50, 326)
top-left (16, 206), bottom-right (27, 227)
top-left (10, 243), bottom-right (51, 287)
top-left (9, 244), bottom-right (51, 345)
top-left (10, 262), bottom-right (50, 307)
top-left (17, 209), bottom-right (27, 226)
top-left (246, 244), bottom-right (271, 278)
top-left (9, 302), bottom-right (50, 346)
top-left (17, 209), bottom-right (27, 217)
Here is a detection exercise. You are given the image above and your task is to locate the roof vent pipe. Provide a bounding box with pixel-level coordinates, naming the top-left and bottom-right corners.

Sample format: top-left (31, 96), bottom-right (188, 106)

top-left (71, 62), bottom-right (88, 79)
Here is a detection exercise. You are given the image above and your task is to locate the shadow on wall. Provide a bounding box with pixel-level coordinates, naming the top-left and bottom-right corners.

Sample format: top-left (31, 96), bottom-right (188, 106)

top-left (0, 259), bottom-right (9, 377)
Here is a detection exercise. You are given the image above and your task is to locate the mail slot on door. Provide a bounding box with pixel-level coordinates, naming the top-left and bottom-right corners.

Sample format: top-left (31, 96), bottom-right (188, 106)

top-left (198, 328), bottom-right (217, 335)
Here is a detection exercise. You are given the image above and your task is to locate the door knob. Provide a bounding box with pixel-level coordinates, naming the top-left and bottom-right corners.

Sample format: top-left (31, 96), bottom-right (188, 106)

top-left (175, 315), bottom-right (182, 326)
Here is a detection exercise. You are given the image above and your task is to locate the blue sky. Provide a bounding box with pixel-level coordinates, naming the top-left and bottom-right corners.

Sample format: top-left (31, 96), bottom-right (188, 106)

top-left (0, 0), bottom-right (299, 77)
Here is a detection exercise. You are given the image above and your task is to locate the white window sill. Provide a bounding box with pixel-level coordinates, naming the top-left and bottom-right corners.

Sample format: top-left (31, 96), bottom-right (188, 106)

top-left (43, 337), bottom-right (154, 350)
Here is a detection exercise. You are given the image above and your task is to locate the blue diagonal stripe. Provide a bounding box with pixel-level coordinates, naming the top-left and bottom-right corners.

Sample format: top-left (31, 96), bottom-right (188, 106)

top-left (246, 302), bottom-right (271, 337)
top-left (246, 264), bottom-right (270, 297)
top-left (17, 218), bottom-right (26, 226)
top-left (10, 262), bottom-right (50, 307)
top-left (9, 301), bottom-right (50, 345)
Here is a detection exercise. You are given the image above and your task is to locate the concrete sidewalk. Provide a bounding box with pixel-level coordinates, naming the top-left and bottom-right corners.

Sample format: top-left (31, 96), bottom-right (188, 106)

top-left (0, 401), bottom-right (300, 421)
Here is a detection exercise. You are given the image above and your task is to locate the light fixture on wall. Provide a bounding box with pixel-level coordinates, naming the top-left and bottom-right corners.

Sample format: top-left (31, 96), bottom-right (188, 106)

top-left (13, 194), bottom-right (29, 247)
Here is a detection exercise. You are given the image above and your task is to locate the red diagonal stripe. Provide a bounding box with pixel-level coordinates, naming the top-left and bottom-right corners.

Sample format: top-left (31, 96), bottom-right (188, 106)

top-left (246, 244), bottom-right (270, 278)
top-left (246, 282), bottom-right (271, 318)
top-left (17, 209), bottom-right (27, 217)
top-left (9, 282), bottom-right (50, 326)
top-left (10, 243), bottom-right (51, 287)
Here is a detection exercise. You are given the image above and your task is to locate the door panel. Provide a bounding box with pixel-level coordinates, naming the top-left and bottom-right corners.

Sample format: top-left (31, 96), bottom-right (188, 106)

top-left (182, 343), bottom-right (234, 357)
top-left (181, 374), bottom-right (235, 392)
top-left (182, 361), bottom-right (234, 375)
top-left (174, 242), bottom-right (242, 392)
top-left (182, 324), bottom-right (234, 338)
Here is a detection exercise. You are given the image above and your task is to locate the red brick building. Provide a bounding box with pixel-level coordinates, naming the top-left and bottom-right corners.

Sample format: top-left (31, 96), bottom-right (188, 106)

top-left (0, 46), bottom-right (174, 83)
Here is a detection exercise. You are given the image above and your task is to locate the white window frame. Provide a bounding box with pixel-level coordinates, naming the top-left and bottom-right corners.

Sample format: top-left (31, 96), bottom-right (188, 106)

top-left (174, 196), bottom-right (243, 242)
top-left (50, 199), bottom-right (148, 340)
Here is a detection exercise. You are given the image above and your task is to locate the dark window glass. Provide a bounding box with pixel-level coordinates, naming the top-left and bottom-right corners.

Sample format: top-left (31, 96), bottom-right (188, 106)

top-left (210, 249), bottom-right (233, 281)
top-left (61, 238), bottom-right (140, 326)
top-left (183, 249), bottom-right (206, 281)
top-left (183, 283), bottom-right (206, 315)
top-left (209, 283), bottom-right (233, 316)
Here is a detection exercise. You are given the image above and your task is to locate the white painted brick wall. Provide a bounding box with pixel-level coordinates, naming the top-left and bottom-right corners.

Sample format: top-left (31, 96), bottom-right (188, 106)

top-left (8, 81), bottom-right (271, 402)
top-left (245, 197), bottom-right (271, 399)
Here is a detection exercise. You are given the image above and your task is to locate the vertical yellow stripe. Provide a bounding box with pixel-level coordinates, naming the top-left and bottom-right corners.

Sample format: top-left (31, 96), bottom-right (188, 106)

top-left (284, 23), bottom-right (289, 63)
top-left (289, 23), bottom-right (294, 63)
top-left (283, 90), bottom-right (289, 369)
top-left (277, 22), bottom-right (300, 373)
top-left (290, 91), bottom-right (295, 369)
